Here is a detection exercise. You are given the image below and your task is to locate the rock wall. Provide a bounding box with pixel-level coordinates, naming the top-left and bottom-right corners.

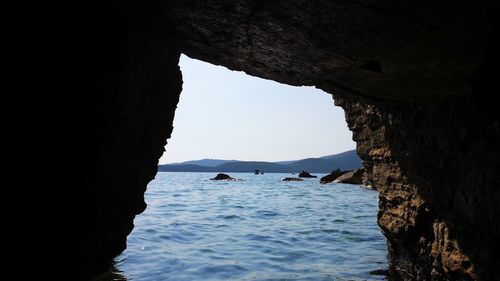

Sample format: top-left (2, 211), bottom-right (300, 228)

top-left (6, 3), bottom-right (182, 280)
top-left (335, 92), bottom-right (500, 280)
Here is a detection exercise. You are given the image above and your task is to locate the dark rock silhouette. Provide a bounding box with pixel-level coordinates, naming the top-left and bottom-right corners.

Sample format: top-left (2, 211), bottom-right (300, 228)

top-left (282, 177), bottom-right (304, 181)
top-left (335, 168), bottom-right (365, 185)
top-left (210, 173), bottom-right (235, 180)
top-left (298, 171), bottom-right (317, 178)
top-left (320, 169), bottom-right (347, 184)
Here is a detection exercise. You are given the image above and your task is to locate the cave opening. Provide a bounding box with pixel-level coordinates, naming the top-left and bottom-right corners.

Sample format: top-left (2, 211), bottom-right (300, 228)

top-left (97, 55), bottom-right (389, 281)
top-left (6, 2), bottom-right (500, 280)
top-left (162, 54), bottom-right (356, 165)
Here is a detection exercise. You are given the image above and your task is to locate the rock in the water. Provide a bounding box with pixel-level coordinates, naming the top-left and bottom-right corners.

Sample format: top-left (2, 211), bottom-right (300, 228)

top-left (298, 171), bottom-right (317, 178)
top-left (210, 173), bottom-right (235, 180)
top-left (335, 168), bottom-right (365, 184)
top-left (320, 169), bottom-right (347, 184)
top-left (282, 177), bottom-right (304, 181)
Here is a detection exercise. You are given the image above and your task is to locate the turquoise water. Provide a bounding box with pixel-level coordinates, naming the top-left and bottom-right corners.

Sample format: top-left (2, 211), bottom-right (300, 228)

top-left (107, 172), bottom-right (387, 280)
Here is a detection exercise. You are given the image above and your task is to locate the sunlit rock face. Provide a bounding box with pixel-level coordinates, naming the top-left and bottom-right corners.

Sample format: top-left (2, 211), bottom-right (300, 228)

top-left (6, 1), bottom-right (499, 280)
top-left (335, 94), bottom-right (500, 280)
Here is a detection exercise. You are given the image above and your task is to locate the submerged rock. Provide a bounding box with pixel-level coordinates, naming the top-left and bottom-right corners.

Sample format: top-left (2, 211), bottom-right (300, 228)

top-left (210, 173), bottom-right (235, 180)
top-left (298, 171), bottom-right (317, 178)
top-left (282, 177), bottom-right (304, 181)
top-left (335, 168), bottom-right (365, 184)
top-left (320, 169), bottom-right (347, 184)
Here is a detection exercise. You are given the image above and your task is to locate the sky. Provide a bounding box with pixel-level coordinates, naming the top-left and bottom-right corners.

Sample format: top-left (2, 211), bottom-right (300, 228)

top-left (159, 55), bottom-right (355, 164)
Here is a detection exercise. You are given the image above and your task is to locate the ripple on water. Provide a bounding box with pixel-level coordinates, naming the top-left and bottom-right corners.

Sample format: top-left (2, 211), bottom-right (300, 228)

top-left (108, 172), bottom-right (388, 281)
top-left (217, 214), bottom-right (244, 220)
top-left (253, 210), bottom-right (281, 218)
top-left (195, 264), bottom-right (250, 279)
top-left (244, 233), bottom-right (274, 241)
top-left (167, 203), bottom-right (188, 208)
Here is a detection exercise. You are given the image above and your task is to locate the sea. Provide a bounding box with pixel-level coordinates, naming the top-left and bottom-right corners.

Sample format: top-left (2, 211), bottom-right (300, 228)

top-left (97, 172), bottom-right (388, 281)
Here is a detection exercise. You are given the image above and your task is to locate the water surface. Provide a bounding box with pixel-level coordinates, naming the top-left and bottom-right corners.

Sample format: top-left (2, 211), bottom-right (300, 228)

top-left (104, 172), bottom-right (387, 280)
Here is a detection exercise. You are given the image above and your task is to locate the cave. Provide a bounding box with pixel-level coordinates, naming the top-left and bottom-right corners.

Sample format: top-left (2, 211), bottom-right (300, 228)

top-left (6, 1), bottom-right (499, 280)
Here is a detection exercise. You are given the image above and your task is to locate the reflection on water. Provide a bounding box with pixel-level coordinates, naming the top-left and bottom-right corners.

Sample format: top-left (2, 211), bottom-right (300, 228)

top-left (96, 172), bottom-right (388, 281)
top-left (93, 264), bottom-right (127, 281)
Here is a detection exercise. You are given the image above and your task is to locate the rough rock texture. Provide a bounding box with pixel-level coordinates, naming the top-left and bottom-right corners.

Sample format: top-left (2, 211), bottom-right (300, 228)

top-left (160, 0), bottom-right (493, 102)
top-left (335, 168), bottom-right (365, 185)
top-left (6, 1), bottom-right (500, 280)
top-left (335, 93), bottom-right (500, 280)
top-left (320, 169), bottom-right (346, 184)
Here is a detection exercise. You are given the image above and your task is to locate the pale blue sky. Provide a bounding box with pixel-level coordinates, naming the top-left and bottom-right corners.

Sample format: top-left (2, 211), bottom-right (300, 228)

top-left (159, 55), bottom-right (355, 164)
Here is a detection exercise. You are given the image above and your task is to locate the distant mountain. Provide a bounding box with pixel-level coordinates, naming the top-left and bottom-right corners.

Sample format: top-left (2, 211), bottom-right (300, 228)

top-left (273, 160), bottom-right (295, 165)
top-left (286, 150), bottom-right (361, 173)
top-left (215, 161), bottom-right (290, 173)
top-left (157, 164), bottom-right (215, 172)
top-left (320, 150), bottom-right (361, 161)
top-left (171, 159), bottom-right (237, 167)
top-left (158, 149), bottom-right (362, 173)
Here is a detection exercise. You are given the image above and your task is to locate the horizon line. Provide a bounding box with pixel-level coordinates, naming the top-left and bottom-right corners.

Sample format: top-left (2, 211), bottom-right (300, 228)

top-left (160, 149), bottom-right (356, 165)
